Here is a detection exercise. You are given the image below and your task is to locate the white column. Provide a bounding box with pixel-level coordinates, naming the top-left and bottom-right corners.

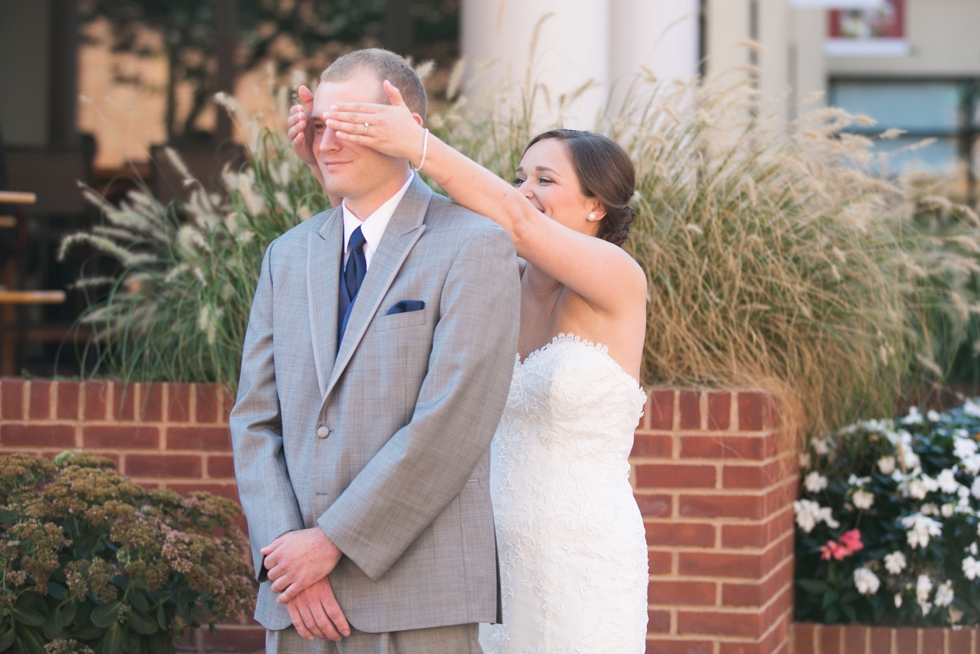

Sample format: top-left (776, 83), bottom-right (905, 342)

top-left (790, 7), bottom-right (828, 116)
top-left (705, 0), bottom-right (794, 123)
top-left (758, 0), bottom-right (790, 120)
top-left (460, 0), bottom-right (611, 130)
top-left (609, 0), bottom-right (700, 85)
top-left (608, 0), bottom-right (700, 116)
top-left (706, 0), bottom-right (753, 77)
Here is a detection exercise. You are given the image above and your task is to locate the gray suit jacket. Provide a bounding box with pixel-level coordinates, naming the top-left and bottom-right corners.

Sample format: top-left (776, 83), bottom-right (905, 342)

top-left (230, 175), bottom-right (520, 633)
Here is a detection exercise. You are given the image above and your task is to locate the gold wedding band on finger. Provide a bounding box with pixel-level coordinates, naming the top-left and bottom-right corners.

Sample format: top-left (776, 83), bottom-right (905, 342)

top-left (362, 122), bottom-right (369, 135)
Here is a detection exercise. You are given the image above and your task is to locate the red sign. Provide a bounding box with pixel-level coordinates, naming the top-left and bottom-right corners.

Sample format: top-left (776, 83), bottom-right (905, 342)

top-left (829, 0), bottom-right (905, 39)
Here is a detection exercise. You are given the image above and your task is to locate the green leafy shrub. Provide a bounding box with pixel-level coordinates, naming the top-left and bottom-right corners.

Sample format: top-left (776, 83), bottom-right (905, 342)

top-left (795, 403), bottom-right (980, 625)
top-left (0, 452), bottom-right (254, 654)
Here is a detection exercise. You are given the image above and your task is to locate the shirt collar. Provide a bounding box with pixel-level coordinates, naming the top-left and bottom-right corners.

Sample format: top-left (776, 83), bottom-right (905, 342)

top-left (342, 171), bottom-right (414, 255)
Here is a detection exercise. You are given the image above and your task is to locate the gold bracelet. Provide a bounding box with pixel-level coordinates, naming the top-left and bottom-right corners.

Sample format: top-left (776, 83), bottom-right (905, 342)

top-left (415, 128), bottom-right (430, 172)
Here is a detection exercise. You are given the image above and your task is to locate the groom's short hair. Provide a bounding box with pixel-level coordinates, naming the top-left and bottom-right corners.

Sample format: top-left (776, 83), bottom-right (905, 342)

top-left (320, 49), bottom-right (428, 120)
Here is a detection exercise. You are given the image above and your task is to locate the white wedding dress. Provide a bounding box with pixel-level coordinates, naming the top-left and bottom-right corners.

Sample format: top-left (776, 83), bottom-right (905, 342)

top-left (479, 334), bottom-right (649, 654)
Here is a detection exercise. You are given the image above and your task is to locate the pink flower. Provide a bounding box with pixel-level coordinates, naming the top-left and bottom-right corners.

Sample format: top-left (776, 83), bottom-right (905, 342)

top-left (819, 541), bottom-right (850, 560)
top-left (819, 530), bottom-right (864, 560)
top-left (839, 529), bottom-right (864, 554)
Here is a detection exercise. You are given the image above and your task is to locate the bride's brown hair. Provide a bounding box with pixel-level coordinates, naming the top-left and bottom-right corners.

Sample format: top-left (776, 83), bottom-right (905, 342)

top-left (524, 130), bottom-right (637, 247)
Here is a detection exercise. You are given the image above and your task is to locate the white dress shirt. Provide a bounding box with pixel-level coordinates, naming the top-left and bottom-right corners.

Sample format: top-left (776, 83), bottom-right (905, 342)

top-left (342, 172), bottom-right (414, 271)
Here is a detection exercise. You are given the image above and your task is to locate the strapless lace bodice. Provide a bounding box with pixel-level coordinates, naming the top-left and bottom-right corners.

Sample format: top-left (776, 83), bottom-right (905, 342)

top-left (479, 334), bottom-right (649, 653)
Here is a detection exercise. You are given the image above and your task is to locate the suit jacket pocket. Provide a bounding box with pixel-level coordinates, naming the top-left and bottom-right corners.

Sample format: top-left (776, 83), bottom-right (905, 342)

top-left (375, 308), bottom-right (427, 332)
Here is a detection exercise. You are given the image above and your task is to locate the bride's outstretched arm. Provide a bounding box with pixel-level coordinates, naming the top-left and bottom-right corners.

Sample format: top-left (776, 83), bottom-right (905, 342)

top-left (325, 82), bottom-right (645, 316)
top-left (287, 85), bottom-right (341, 207)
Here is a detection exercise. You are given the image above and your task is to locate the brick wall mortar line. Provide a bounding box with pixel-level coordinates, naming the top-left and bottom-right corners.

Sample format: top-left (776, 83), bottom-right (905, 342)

top-left (648, 542), bottom-right (791, 554)
top-left (755, 581), bottom-right (794, 617)
top-left (733, 391), bottom-right (742, 432)
top-left (645, 634), bottom-right (750, 643)
top-left (17, 447), bottom-right (234, 457)
top-left (754, 608), bottom-right (792, 646)
top-left (699, 391), bottom-right (707, 431)
top-left (647, 479), bottom-right (794, 495)
top-left (108, 381), bottom-right (116, 422)
top-left (711, 560), bottom-right (793, 593)
top-left (162, 383), bottom-right (171, 426)
top-left (643, 488), bottom-right (777, 497)
top-left (134, 383), bottom-right (142, 424)
top-left (644, 517), bottom-right (775, 527)
top-left (650, 574), bottom-right (782, 583)
top-left (627, 458), bottom-right (786, 468)
top-left (656, 633), bottom-right (775, 645)
top-left (190, 385), bottom-right (198, 425)
top-left (133, 476), bottom-right (233, 483)
top-left (672, 390), bottom-right (680, 433)
top-left (44, 382), bottom-right (58, 420)
top-left (51, 381), bottom-right (59, 424)
top-left (639, 452), bottom-right (788, 466)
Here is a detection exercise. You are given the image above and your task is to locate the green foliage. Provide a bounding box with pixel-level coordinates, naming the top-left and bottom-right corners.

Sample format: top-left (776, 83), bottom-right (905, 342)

top-left (0, 452), bottom-right (255, 654)
top-left (794, 404), bottom-right (980, 626)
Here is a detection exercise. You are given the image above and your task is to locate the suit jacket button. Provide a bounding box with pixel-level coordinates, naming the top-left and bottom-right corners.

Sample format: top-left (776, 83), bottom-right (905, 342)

top-left (316, 426), bottom-right (329, 439)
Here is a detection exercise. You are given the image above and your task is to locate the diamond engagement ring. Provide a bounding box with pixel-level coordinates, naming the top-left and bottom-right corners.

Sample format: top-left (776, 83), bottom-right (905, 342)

top-left (362, 122), bottom-right (369, 135)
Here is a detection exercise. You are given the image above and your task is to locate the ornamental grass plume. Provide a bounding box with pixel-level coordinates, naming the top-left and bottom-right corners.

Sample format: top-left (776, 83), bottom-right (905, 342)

top-left (0, 452), bottom-right (254, 654)
top-left (64, 59), bottom-right (980, 438)
top-left (604, 74), bottom-right (980, 438)
top-left (60, 81), bottom-right (326, 388)
top-left (430, 63), bottom-right (980, 438)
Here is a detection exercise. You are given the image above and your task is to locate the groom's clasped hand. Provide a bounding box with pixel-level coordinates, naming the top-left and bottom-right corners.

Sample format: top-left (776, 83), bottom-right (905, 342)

top-left (261, 528), bottom-right (350, 641)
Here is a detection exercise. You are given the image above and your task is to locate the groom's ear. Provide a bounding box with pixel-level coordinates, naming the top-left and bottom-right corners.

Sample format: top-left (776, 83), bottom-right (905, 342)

top-left (410, 112), bottom-right (424, 127)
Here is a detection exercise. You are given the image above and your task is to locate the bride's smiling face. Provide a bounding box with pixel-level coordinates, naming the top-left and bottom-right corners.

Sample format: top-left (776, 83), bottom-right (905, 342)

top-left (514, 139), bottom-right (605, 235)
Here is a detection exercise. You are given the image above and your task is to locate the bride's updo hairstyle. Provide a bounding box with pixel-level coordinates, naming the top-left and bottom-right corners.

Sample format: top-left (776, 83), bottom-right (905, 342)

top-left (524, 130), bottom-right (637, 247)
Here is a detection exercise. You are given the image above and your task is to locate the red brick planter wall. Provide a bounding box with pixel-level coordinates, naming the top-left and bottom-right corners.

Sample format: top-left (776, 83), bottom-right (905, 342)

top-left (790, 623), bottom-right (979, 654)
top-left (0, 378), bottom-right (258, 652)
top-left (0, 380), bottom-right (799, 653)
top-left (634, 390), bottom-right (798, 654)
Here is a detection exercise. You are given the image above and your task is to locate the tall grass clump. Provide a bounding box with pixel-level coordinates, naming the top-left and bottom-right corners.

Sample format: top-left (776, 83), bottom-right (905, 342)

top-left (61, 90), bottom-right (326, 387)
top-left (65, 61), bottom-right (980, 437)
top-left (432, 67), bottom-right (980, 437)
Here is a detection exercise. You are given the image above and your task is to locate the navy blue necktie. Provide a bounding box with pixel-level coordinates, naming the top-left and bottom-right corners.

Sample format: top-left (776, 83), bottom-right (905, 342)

top-left (338, 226), bottom-right (367, 346)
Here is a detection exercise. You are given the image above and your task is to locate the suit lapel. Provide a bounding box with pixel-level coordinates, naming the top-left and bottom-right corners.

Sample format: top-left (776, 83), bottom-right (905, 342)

top-left (307, 207), bottom-right (344, 397)
top-left (324, 176), bottom-right (432, 401)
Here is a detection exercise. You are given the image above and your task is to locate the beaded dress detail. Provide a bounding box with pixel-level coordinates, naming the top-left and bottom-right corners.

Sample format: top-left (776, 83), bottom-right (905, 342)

top-left (479, 334), bottom-right (648, 653)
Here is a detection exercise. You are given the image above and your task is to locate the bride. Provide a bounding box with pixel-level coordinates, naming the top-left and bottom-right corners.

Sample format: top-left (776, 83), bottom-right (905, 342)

top-left (289, 80), bottom-right (649, 653)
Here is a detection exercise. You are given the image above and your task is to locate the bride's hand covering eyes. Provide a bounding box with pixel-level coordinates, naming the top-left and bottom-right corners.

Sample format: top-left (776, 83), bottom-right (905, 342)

top-left (325, 81), bottom-right (427, 167)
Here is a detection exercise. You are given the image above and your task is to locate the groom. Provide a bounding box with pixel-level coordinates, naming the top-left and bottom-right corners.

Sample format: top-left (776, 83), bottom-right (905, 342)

top-left (230, 49), bottom-right (519, 653)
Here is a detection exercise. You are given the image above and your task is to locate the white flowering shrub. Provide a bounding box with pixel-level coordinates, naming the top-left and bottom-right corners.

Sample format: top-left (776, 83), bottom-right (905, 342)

top-left (795, 401), bottom-right (980, 626)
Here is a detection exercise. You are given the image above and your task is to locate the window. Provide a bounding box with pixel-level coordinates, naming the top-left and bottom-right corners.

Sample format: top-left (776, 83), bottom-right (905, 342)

top-left (829, 80), bottom-right (980, 187)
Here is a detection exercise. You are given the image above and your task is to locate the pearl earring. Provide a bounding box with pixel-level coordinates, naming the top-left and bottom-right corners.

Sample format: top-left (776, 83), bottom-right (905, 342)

top-left (586, 212), bottom-right (596, 222)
